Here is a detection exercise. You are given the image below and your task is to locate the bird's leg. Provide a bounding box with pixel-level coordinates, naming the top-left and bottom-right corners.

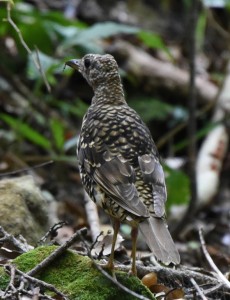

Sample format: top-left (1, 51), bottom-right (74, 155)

top-left (106, 218), bottom-right (120, 271)
top-left (107, 219), bottom-right (120, 270)
top-left (130, 226), bottom-right (138, 276)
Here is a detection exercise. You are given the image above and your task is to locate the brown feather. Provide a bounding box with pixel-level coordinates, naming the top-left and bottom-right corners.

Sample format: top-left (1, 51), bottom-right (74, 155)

top-left (139, 217), bottom-right (180, 265)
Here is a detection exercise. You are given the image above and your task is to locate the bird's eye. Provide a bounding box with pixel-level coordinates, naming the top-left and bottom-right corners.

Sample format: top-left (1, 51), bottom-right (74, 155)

top-left (84, 58), bottom-right (91, 68)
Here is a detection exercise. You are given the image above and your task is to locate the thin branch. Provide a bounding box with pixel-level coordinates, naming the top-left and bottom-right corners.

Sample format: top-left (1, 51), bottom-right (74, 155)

top-left (6, 2), bottom-right (32, 56)
top-left (157, 100), bottom-right (216, 150)
top-left (206, 7), bottom-right (230, 41)
top-left (89, 231), bottom-right (103, 251)
top-left (4, 264), bottom-right (68, 300)
top-left (0, 160), bottom-right (53, 177)
top-left (202, 283), bottom-right (225, 296)
top-left (121, 263), bottom-right (230, 298)
top-left (5, 2), bottom-right (51, 92)
top-left (198, 228), bottom-right (230, 289)
top-left (120, 264), bottom-right (222, 287)
top-left (38, 221), bottom-right (68, 244)
top-left (4, 264), bottom-right (17, 296)
top-left (34, 46), bottom-right (51, 92)
top-left (27, 227), bottom-right (87, 277)
top-left (190, 277), bottom-right (207, 300)
top-left (0, 226), bottom-right (32, 253)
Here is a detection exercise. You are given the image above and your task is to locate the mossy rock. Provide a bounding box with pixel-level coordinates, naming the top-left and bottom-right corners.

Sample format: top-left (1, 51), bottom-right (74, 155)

top-left (0, 176), bottom-right (50, 244)
top-left (0, 246), bottom-right (155, 300)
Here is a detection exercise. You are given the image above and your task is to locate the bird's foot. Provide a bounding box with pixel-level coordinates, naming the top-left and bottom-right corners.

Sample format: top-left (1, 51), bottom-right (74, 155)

top-left (98, 261), bottom-right (117, 280)
top-left (128, 266), bottom-right (137, 277)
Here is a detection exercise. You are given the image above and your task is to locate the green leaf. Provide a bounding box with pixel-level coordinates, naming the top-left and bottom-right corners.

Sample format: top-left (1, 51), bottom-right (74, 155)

top-left (196, 10), bottom-right (207, 51)
top-left (50, 117), bottom-right (65, 151)
top-left (165, 166), bottom-right (190, 209)
top-left (0, 114), bottom-right (52, 150)
top-left (129, 97), bottom-right (173, 122)
top-left (174, 122), bottom-right (218, 152)
top-left (51, 99), bottom-right (88, 119)
top-left (138, 31), bottom-right (165, 49)
top-left (1, 0), bottom-right (14, 3)
top-left (61, 21), bottom-right (139, 53)
top-left (138, 30), bottom-right (172, 59)
top-left (80, 21), bottom-right (139, 40)
top-left (27, 51), bottom-right (60, 81)
top-left (8, 3), bottom-right (87, 55)
top-left (17, 19), bottom-right (54, 55)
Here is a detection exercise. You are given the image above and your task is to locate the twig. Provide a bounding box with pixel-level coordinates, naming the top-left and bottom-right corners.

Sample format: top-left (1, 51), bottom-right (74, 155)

top-left (4, 264), bottom-right (17, 296)
top-left (77, 230), bottom-right (151, 300)
top-left (206, 7), bottom-right (230, 41)
top-left (190, 277), bottom-right (207, 300)
top-left (0, 160), bottom-right (53, 177)
top-left (0, 226), bottom-right (32, 253)
top-left (96, 236), bottom-right (106, 260)
top-left (34, 46), bottom-right (51, 92)
top-left (122, 263), bottom-right (230, 298)
top-left (38, 221), bottom-right (68, 244)
top-left (122, 264), bottom-right (219, 285)
top-left (157, 100), bottom-right (216, 150)
top-left (6, 2), bottom-right (32, 56)
top-left (27, 227), bottom-right (87, 277)
top-left (4, 264), bottom-right (68, 300)
top-left (5, 2), bottom-right (51, 92)
top-left (202, 282), bottom-right (225, 296)
top-left (198, 228), bottom-right (230, 289)
top-left (89, 231), bottom-right (103, 251)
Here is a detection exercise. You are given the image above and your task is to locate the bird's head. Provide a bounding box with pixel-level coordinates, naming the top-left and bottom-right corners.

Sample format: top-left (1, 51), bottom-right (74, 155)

top-left (65, 54), bottom-right (121, 91)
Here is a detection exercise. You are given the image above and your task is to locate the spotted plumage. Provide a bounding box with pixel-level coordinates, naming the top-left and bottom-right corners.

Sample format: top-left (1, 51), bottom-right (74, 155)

top-left (66, 54), bottom-right (180, 274)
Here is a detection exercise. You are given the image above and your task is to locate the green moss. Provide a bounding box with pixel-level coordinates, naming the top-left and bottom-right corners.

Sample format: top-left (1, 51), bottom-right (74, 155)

top-left (14, 245), bottom-right (58, 272)
top-left (0, 267), bottom-right (9, 290)
top-left (0, 246), bottom-right (155, 300)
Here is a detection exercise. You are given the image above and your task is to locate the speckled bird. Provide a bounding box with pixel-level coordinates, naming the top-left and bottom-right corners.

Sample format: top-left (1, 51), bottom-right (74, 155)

top-left (66, 54), bottom-right (180, 274)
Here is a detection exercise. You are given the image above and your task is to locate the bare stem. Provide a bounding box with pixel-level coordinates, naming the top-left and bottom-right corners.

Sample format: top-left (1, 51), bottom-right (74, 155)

top-left (5, 2), bottom-right (51, 92)
top-left (199, 228), bottom-right (230, 289)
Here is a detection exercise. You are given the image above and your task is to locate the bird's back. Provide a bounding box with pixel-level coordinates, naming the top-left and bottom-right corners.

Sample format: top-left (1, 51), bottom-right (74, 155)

top-left (78, 102), bottom-right (167, 223)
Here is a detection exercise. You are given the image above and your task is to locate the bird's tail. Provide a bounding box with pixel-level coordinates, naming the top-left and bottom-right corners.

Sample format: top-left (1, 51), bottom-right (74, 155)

top-left (139, 217), bottom-right (180, 265)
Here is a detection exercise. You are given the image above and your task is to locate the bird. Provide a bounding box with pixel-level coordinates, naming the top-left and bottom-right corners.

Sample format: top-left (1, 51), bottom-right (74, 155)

top-left (65, 54), bottom-right (180, 275)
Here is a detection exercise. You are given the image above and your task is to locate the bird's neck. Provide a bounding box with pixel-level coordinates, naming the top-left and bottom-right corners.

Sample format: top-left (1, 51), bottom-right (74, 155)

top-left (92, 78), bottom-right (126, 106)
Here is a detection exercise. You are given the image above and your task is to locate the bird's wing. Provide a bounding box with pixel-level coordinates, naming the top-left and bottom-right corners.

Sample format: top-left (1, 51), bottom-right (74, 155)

top-left (138, 154), bottom-right (167, 217)
top-left (78, 147), bottom-right (149, 218)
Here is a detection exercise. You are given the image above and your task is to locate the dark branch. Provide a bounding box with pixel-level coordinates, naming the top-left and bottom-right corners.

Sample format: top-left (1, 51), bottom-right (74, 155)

top-left (172, 0), bottom-right (199, 237)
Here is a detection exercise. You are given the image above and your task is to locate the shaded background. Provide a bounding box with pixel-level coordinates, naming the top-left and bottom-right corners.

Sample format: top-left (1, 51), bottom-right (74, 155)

top-left (0, 0), bottom-right (229, 282)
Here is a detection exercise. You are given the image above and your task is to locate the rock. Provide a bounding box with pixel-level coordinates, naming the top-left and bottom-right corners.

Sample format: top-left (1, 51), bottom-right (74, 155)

top-left (0, 175), bottom-right (52, 245)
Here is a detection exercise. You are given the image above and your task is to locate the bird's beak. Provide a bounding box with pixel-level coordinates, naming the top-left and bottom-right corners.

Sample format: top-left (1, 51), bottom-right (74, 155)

top-left (65, 59), bottom-right (81, 71)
